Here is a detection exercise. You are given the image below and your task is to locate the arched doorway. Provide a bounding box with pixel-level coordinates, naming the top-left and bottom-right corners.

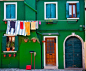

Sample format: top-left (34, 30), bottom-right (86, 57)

top-left (65, 36), bottom-right (82, 68)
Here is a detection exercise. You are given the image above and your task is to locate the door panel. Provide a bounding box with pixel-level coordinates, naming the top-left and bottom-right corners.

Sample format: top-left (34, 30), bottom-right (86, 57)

top-left (65, 36), bottom-right (82, 68)
top-left (45, 38), bottom-right (56, 66)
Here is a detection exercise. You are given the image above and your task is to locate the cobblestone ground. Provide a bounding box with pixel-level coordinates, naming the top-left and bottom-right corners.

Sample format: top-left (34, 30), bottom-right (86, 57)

top-left (0, 68), bottom-right (84, 71)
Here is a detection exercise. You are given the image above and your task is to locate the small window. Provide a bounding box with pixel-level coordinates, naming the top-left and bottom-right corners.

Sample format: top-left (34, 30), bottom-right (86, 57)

top-left (4, 2), bottom-right (17, 20)
top-left (7, 36), bottom-right (15, 51)
top-left (44, 2), bottom-right (58, 20)
top-left (66, 1), bottom-right (80, 19)
top-left (2, 36), bottom-right (18, 51)
top-left (69, 4), bottom-right (76, 18)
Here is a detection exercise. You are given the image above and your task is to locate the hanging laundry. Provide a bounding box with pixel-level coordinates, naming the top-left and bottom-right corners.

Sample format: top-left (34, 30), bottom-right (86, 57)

top-left (39, 21), bottom-right (41, 25)
top-left (15, 21), bottom-right (20, 35)
top-left (20, 22), bottom-right (23, 29)
top-left (36, 21), bottom-right (38, 29)
top-left (31, 22), bottom-right (36, 30)
top-left (24, 22), bottom-right (30, 36)
top-left (9, 21), bottom-right (16, 34)
top-left (6, 21), bottom-right (10, 34)
top-left (15, 21), bottom-right (26, 36)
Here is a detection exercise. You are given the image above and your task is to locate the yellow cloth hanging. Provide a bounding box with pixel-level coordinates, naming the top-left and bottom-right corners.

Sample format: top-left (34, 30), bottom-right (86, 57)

top-left (24, 22), bottom-right (30, 36)
top-left (31, 22), bottom-right (36, 30)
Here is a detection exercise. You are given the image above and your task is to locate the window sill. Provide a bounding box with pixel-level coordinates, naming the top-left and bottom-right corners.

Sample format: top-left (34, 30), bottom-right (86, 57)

top-left (3, 51), bottom-right (17, 53)
top-left (67, 18), bottom-right (79, 20)
top-left (4, 34), bottom-right (17, 36)
top-left (3, 19), bottom-right (17, 21)
top-left (45, 18), bottom-right (58, 20)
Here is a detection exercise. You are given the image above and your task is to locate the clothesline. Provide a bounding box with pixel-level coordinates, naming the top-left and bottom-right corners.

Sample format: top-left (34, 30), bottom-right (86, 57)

top-left (17, 20), bottom-right (77, 21)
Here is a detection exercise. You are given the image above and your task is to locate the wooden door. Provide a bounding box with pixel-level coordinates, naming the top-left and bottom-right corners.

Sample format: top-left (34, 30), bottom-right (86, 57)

top-left (45, 38), bottom-right (56, 66)
top-left (65, 36), bottom-right (82, 68)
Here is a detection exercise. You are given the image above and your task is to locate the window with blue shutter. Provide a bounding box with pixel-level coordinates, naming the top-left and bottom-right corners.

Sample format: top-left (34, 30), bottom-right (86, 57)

top-left (66, 3), bottom-right (69, 18)
top-left (2, 36), bottom-right (18, 51)
top-left (46, 4), bottom-right (56, 18)
top-left (6, 5), bottom-right (11, 19)
top-left (46, 4), bottom-right (51, 18)
top-left (2, 36), bottom-right (7, 51)
top-left (6, 4), bottom-right (15, 19)
top-left (51, 4), bottom-right (56, 18)
top-left (66, 2), bottom-right (80, 18)
top-left (76, 3), bottom-right (80, 18)
top-left (11, 4), bottom-right (15, 18)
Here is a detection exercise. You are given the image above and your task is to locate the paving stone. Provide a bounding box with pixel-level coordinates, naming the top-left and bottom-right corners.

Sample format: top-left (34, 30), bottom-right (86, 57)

top-left (0, 68), bottom-right (83, 71)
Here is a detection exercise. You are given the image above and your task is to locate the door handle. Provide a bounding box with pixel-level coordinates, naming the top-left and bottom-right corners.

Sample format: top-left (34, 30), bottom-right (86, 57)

top-left (49, 54), bottom-right (52, 55)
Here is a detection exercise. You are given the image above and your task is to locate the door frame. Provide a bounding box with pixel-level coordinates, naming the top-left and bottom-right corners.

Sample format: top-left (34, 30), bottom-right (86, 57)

top-left (43, 36), bottom-right (58, 69)
top-left (63, 33), bottom-right (85, 69)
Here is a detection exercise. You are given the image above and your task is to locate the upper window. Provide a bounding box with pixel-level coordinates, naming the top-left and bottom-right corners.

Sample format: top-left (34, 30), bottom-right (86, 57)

top-left (4, 2), bottom-right (17, 20)
top-left (44, 2), bottom-right (58, 20)
top-left (66, 1), bottom-right (80, 19)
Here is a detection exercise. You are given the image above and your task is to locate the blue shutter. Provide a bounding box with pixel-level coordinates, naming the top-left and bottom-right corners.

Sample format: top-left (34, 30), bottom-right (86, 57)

top-left (15, 36), bottom-right (18, 51)
top-left (51, 4), bottom-right (56, 18)
top-left (2, 36), bottom-right (6, 51)
top-left (46, 4), bottom-right (51, 18)
top-left (6, 5), bottom-right (11, 19)
top-left (11, 4), bottom-right (15, 19)
top-left (76, 3), bottom-right (80, 18)
top-left (66, 3), bottom-right (69, 18)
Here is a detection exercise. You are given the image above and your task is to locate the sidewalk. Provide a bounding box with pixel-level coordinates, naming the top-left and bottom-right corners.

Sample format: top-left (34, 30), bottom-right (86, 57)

top-left (0, 68), bottom-right (84, 71)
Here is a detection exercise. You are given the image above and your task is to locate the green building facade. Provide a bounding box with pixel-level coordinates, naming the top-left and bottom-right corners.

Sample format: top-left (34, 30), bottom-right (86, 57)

top-left (0, 0), bottom-right (85, 69)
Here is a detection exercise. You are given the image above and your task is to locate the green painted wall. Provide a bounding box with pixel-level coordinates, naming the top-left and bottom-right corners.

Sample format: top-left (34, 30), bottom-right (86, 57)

top-left (0, 1), bottom-right (25, 68)
top-left (25, 0), bottom-right (36, 20)
top-left (37, 0), bottom-right (85, 30)
top-left (0, 0), bottom-right (41, 69)
top-left (37, 0), bottom-right (85, 69)
top-left (20, 31), bottom-right (41, 69)
top-left (19, 0), bottom-right (41, 69)
top-left (0, 0), bottom-right (85, 69)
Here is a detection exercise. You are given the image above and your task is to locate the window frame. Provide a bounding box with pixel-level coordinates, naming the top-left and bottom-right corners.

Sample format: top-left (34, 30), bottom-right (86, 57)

top-left (67, 1), bottom-right (79, 20)
top-left (4, 2), bottom-right (17, 20)
top-left (3, 34), bottom-right (17, 53)
top-left (69, 3), bottom-right (76, 18)
top-left (44, 2), bottom-right (58, 20)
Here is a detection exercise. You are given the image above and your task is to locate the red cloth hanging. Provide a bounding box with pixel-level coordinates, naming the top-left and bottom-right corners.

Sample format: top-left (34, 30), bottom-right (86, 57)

top-left (20, 22), bottom-right (23, 29)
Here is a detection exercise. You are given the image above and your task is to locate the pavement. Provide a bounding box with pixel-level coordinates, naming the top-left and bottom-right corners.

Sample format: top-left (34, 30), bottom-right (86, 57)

top-left (0, 68), bottom-right (85, 71)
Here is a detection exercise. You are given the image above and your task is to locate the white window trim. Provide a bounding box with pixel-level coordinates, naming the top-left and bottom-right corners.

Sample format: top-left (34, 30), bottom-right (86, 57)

top-left (67, 18), bottom-right (79, 19)
top-left (67, 1), bottom-right (79, 3)
top-left (4, 2), bottom-right (17, 20)
top-left (43, 36), bottom-right (58, 69)
top-left (3, 51), bottom-right (17, 53)
top-left (44, 2), bottom-right (58, 20)
top-left (67, 1), bottom-right (79, 20)
top-left (4, 34), bottom-right (17, 36)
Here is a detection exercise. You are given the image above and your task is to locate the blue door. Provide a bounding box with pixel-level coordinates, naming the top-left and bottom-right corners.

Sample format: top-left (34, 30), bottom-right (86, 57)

top-left (65, 36), bottom-right (82, 68)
